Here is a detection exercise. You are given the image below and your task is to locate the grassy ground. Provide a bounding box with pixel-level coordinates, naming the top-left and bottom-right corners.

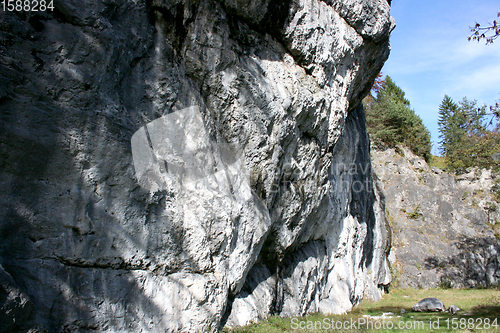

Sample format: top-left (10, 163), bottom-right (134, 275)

top-left (428, 155), bottom-right (447, 170)
top-left (224, 288), bottom-right (500, 332)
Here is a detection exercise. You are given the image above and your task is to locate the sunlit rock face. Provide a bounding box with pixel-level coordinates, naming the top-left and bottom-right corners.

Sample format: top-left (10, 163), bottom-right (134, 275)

top-left (372, 147), bottom-right (500, 290)
top-left (0, 0), bottom-right (393, 331)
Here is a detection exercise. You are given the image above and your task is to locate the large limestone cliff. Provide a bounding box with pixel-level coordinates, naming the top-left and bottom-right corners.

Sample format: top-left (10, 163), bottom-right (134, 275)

top-left (0, 0), bottom-right (393, 331)
top-left (372, 147), bottom-right (500, 290)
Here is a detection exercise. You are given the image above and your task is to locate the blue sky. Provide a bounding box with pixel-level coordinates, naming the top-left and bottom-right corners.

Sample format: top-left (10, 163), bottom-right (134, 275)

top-left (382, 0), bottom-right (500, 154)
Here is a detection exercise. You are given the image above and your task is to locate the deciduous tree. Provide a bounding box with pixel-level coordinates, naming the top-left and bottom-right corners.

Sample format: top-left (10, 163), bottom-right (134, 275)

top-left (438, 95), bottom-right (500, 170)
top-left (469, 12), bottom-right (500, 44)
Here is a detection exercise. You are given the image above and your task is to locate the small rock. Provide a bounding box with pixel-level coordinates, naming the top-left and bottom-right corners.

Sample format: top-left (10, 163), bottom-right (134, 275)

top-left (412, 297), bottom-right (446, 312)
top-left (400, 309), bottom-right (406, 314)
top-left (362, 312), bottom-right (395, 320)
top-left (431, 167), bottom-right (443, 174)
top-left (448, 305), bottom-right (460, 315)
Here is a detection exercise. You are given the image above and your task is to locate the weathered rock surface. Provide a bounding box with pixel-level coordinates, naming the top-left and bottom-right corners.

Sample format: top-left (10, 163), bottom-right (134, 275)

top-left (0, 0), bottom-right (393, 331)
top-left (372, 147), bottom-right (500, 289)
top-left (0, 264), bottom-right (34, 332)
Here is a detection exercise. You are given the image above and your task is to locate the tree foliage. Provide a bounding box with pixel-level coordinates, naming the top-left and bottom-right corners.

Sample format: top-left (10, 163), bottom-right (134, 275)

top-left (438, 95), bottom-right (500, 171)
top-left (469, 12), bottom-right (500, 44)
top-left (364, 76), bottom-right (432, 162)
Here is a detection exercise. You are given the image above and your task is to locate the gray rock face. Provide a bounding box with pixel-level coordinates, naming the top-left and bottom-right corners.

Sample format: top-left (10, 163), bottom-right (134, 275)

top-left (372, 147), bottom-right (500, 289)
top-left (412, 298), bottom-right (445, 312)
top-left (0, 0), bottom-right (393, 331)
top-left (0, 264), bottom-right (34, 332)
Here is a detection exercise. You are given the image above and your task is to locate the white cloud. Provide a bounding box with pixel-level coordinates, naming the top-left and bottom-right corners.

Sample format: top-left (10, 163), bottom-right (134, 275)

top-left (448, 63), bottom-right (500, 103)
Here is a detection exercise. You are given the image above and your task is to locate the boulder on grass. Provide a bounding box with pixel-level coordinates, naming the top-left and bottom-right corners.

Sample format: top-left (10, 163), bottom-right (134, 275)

top-left (412, 298), bottom-right (446, 312)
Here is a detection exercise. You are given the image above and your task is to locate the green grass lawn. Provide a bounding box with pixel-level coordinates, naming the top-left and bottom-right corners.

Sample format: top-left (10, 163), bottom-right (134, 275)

top-left (224, 288), bottom-right (500, 332)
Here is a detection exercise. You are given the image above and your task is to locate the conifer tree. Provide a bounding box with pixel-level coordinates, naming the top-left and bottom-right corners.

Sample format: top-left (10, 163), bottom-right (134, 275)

top-left (365, 76), bottom-right (431, 162)
top-left (438, 95), bottom-right (462, 158)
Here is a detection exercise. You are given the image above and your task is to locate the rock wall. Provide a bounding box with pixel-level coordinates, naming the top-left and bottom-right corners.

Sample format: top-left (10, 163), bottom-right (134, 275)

top-left (372, 147), bottom-right (500, 290)
top-left (0, 0), bottom-right (393, 331)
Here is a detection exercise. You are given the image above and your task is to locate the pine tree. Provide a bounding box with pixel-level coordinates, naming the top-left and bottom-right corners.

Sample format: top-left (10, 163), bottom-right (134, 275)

top-left (365, 76), bottom-right (431, 162)
top-left (438, 95), bottom-right (462, 157)
top-left (376, 76), bottom-right (410, 106)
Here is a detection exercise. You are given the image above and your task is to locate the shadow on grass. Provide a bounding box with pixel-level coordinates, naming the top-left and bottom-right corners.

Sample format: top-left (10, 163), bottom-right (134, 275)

top-left (355, 305), bottom-right (410, 315)
top-left (467, 304), bottom-right (500, 317)
top-left (360, 304), bottom-right (500, 318)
